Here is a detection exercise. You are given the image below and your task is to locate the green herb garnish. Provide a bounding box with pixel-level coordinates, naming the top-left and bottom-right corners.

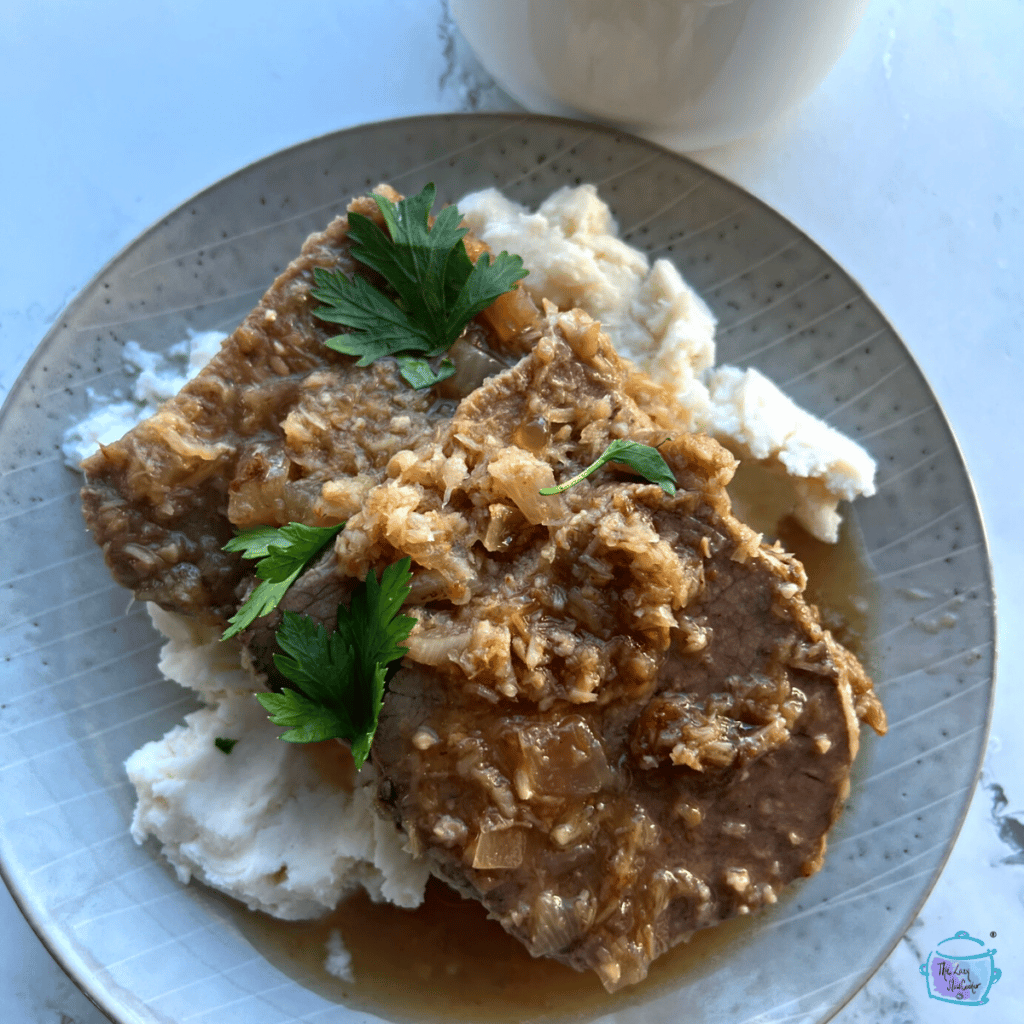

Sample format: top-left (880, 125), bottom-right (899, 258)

top-left (221, 522), bottom-right (345, 640)
top-left (214, 737), bottom-right (238, 755)
top-left (540, 439), bottom-right (677, 496)
top-left (256, 557), bottom-right (416, 768)
top-left (310, 183), bottom-right (528, 388)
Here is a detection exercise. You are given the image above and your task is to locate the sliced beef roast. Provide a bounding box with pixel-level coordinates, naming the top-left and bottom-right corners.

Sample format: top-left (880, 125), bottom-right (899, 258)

top-left (81, 187), bottom-right (885, 993)
top-left (244, 303), bottom-right (885, 992)
top-left (80, 188), bottom-right (540, 623)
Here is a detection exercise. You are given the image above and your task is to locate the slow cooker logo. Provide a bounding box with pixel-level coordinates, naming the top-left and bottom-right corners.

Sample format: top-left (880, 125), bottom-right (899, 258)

top-left (919, 930), bottom-right (1002, 1005)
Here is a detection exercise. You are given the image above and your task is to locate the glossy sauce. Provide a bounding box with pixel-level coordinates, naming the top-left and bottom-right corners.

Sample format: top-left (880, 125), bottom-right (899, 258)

top-left (226, 877), bottom-right (758, 1021)
top-left (224, 459), bottom-right (877, 1021)
top-left (726, 461), bottom-right (876, 669)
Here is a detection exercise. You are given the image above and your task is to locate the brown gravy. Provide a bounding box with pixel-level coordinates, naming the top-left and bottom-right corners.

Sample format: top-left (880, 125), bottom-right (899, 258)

top-left (727, 461), bottom-right (876, 669)
top-left (225, 877), bottom-right (758, 1022)
top-left (221, 459), bottom-right (876, 1022)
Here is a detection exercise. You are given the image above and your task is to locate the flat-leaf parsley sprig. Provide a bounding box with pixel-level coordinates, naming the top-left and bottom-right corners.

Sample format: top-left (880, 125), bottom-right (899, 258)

top-left (257, 557), bottom-right (416, 768)
top-left (540, 439), bottom-right (677, 496)
top-left (221, 521), bottom-right (345, 640)
top-left (310, 183), bottom-right (528, 389)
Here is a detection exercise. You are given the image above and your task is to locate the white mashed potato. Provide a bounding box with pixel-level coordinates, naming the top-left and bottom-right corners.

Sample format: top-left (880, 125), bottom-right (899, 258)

top-left (703, 365), bottom-right (876, 544)
top-left (127, 606), bottom-right (430, 919)
top-left (69, 184), bottom-right (878, 966)
top-left (459, 185), bottom-right (876, 542)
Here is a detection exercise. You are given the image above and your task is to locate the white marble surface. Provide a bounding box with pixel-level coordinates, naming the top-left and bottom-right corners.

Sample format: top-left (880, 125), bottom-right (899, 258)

top-left (0, 1), bottom-right (1020, 1021)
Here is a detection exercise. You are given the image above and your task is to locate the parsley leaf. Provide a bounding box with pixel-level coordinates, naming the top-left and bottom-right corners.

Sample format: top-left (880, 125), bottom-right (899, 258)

top-left (221, 521), bottom-right (345, 640)
top-left (257, 557), bottom-right (416, 768)
top-left (214, 737), bottom-right (238, 755)
top-left (539, 439), bottom-right (677, 496)
top-left (395, 354), bottom-right (457, 389)
top-left (310, 183), bottom-right (527, 388)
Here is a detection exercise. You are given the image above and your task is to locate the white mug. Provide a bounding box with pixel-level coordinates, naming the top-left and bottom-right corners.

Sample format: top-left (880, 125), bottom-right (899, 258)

top-left (451, 0), bottom-right (871, 150)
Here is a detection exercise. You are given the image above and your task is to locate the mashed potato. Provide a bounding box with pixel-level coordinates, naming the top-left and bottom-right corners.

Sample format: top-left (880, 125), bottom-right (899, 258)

top-left (458, 186), bottom-right (719, 429)
top-left (126, 606), bottom-right (430, 918)
top-left (76, 183), bottom-right (877, 956)
top-left (459, 185), bottom-right (875, 542)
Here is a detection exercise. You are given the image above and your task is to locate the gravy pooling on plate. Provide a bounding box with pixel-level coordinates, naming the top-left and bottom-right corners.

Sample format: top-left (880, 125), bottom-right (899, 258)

top-left (228, 485), bottom-right (877, 1019)
top-left (78, 184), bottom-right (884, 994)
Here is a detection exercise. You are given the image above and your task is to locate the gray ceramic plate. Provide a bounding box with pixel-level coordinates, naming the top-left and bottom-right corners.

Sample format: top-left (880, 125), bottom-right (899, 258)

top-left (0, 114), bottom-right (994, 1024)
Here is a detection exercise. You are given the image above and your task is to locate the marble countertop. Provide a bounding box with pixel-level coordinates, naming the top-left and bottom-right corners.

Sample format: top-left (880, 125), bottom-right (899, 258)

top-left (1, 1), bottom-right (1020, 1021)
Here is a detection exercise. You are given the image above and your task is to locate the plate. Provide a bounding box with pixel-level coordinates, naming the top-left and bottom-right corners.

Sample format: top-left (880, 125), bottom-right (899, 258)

top-left (0, 113), bottom-right (995, 1024)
